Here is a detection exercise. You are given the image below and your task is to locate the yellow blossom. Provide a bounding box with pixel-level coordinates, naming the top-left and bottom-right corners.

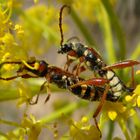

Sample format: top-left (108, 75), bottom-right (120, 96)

top-left (14, 24), bottom-right (24, 35)
top-left (125, 95), bottom-right (133, 102)
top-left (129, 109), bottom-right (136, 116)
top-left (1, 52), bottom-right (10, 62)
top-left (124, 85), bottom-right (140, 108)
top-left (19, 5), bottom-right (60, 55)
top-left (1, 33), bottom-right (16, 46)
top-left (108, 110), bottom-right (117, 120)
top-left (21, 114), bottom-right (42, 140)
top-left (34, 0), bottom-right (39, 3)
top-left (69, 117), bottom-right (100, 140)
top-left (7, 0), bottom-right (13, 8)
top-left (137, 96), bottom-right (140, 107)
top-left (136, 70), bottom-right (140, 75)
top-left (134, 85), bottom-right (140, 95)
top-left (17, 81), bottom-right (33, 106)
top-left (81, 116), bottom-right (89, 124)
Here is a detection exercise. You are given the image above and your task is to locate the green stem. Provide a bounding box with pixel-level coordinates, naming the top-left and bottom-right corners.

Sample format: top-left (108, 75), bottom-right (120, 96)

top-left (40, 101), bottom-right (88, 124)
top-left (0, 80), bottom-right (64, 102)
top-left (107, 120), bottom-right (114, 140)
top-left (95, 2), bottom-right (116, 63)
top-left (0, 89), bottom-right (19, 101)
top-left (101, 0), bottom-right (126, 60)
top-left (118, 119), bottom-right (131, 140)
top-left (131, 43), bottom-right (140, 60)
top-left (0, 118), bottom-right (20, 127)
top-left (70, 8), bottom-right (97, 47)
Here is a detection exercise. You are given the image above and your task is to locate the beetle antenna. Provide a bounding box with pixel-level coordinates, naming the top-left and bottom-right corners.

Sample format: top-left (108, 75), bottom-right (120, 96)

top-left (59, 5), bottom-right (70, 46)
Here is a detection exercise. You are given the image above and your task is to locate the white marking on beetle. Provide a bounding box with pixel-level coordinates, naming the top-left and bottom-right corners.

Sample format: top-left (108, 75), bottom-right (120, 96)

top-left (62, 75), bottom-right (67, 80)
top-left (114, 91), bottom-right (121, 97)
top-left (81, 85), bottom-right (87, 97)
top-left (106, 71), bottom-right (114, 79)
top-left (84, 50), bottom-right (89, 56)
top-left (109, 76), bottom-right (120, 87)
top-left (97, 58), bottom-right (101, 62)
top-left (68, 77), bottom-right (73, 85)
top-left (112, 83), bottom-right (122, 92)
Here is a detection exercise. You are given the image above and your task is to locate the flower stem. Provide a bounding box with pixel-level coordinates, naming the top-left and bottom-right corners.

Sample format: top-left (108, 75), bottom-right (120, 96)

top-left (40, 101), bottom-right (88, 124)
top-left (107, 120), bottom-right (114, 140)
top-left (101, 0), bottom-right (126, 60)
top-left (0, 118), bottom-right (20, 127)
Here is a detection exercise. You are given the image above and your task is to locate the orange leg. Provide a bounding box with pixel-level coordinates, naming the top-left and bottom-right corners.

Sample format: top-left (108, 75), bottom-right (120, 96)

top-left (131, 66), bottom-right (135, 88)
top-left (93, 85), bottom-right (110, 137)
top-left (72, 64), bottom-right (86, 76)
top-left (44, 82), bottom-right (51, 103)
top-left (71, 56), bottom-right (85, 76)
top-left (29, 80), bottom-right (50, 105)
top-left (70, 78), bottom-right (108, 88)
top-left (64, 59), bottom-right (73, 71)
top-left (103, 60), bottom-right (140, 70)
top-left (76, 57), bottom-right (85, 76)
top-left (64, 51), bottom-right (78, 71)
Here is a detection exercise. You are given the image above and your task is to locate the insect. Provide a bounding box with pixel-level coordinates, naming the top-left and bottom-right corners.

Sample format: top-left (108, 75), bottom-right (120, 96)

top-left (0, 58), bottom-right (115, 135)
top-left (0, 58), bottom-right (111, 101)
top-left (58, 5), bottom-right (140, 102)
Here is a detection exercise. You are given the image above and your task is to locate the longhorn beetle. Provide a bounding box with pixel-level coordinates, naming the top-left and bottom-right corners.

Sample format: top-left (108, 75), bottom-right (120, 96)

top-left (0, 58), bottom-right (114, 135)
top-left (1, 58), bottom-right (138, 136)
top-left (58, 5), bottom-right (140, 101)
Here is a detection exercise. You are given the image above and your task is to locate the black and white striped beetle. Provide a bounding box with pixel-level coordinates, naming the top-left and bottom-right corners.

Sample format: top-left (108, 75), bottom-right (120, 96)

top-left (58, 5), bottom-right (140, 101)
top-left (0, 58), bottom-right (114, 135)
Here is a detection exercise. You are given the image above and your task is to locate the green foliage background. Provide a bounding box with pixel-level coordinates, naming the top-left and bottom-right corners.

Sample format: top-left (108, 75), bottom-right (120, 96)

top-left (0, 0), bottom-right (140, 140)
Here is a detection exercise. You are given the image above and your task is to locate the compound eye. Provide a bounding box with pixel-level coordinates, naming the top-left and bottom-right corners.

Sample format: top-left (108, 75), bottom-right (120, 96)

top-left (64, 44), bottom-right (69, 51)
top-left (66, 43), bottom-right (73, 51)
top-left (58, 44), bottom-right (67, 53)
top-left (60, 44), bottom-right (69, 53)
top-left (39, 61), bottom-right (48, 73)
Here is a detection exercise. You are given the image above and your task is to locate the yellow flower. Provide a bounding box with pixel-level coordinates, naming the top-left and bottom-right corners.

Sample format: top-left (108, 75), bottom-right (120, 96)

top-left (1, 33), bottom-right (16, 46)
top-left (1, 52), bottom-right (11, 62)
top-left (125, 85), bottom-right (140, 107)
top-left (137, 96), bottom-right (140, 107)
top-left (14, 24), bottom-right (24, 35)
top-left (69, 117), bottom-right (101, 140)
top-left (102, 101), bottom-right (136, 122)
top-left (21, 114), bottom-right (42, 140)
top-left (136, 70), bottom-right (140, 75)
top-left (34, 0), bottom-right (39, 3)
top-left (108, 110), bottom-right (117, 120)
top-left (19, 5), bottom-right (60, 55)
top-left (17, 81), bottom-right (33, 106)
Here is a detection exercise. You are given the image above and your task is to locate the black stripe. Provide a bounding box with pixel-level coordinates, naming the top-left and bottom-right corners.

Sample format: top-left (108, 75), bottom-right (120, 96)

top-left (70, 86), bottom-right (82, 97)
top-left (82, 86), bottom-right (92, 100)
top-left (110, 80), bottom-right (121, 88)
